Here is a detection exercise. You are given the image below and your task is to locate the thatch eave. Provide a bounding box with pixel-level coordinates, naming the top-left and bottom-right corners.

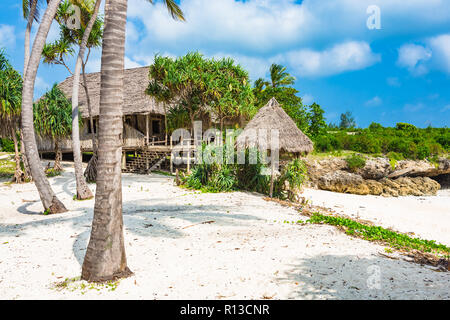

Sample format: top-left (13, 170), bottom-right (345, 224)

top-left (236, 97), bottom-right (313, 155)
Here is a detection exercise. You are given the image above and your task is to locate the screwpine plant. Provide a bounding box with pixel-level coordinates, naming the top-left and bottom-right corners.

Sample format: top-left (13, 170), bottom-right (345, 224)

top-left (181, 143), bottom-right (308, 198)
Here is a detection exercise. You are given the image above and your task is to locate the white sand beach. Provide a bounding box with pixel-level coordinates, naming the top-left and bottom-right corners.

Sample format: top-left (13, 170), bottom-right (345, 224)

top-left (302, 188), bottom-right (450, 246)
top-left (0, 162), bottom-right (449, 300)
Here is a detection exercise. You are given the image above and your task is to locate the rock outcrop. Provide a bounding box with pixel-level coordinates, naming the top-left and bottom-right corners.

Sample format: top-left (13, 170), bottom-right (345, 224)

top-left (356, 158), bottom-right (391, 180)
top-left (390, 158), bottom-right (450, 177)
top-left (317, 170), bottom-right (440, 197)
top-left (306, 156), bottom-right (448, 197)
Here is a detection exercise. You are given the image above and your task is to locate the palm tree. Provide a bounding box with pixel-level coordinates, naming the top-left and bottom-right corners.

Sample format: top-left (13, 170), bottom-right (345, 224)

top-left (34, 84), bottom-right (74, 172)
top-left (269, 63), bottom-right (295, 88)
top-left (42, 0), bottom-right (103, 199)
top-left (81, 0), bottom-right (184, 282)
top-left (0, 51), bottom-right (24, 183)
top-left (70, 0), bottom-right (102, 198)
top-left (22, 0), bottom-right (42, 181)
top-left (21, 0), bottom-right (67, 214)
top-left (23, 0), bottom-right (41, 75)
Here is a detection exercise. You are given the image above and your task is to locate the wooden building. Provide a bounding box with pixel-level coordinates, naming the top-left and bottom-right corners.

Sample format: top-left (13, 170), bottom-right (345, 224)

top-left (36, 66), bottom-right (177, 173)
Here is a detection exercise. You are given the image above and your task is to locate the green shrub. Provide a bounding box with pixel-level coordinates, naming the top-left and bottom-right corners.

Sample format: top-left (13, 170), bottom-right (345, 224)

top-left (45, 168), bottom-right (62, 177)
top-left (0, 138), bottom-right (15, 152)
top-left (311, 126), bottom-right (449, 160)
top-left (274, 159), bottom-right (308, 200)
top-left (387, 151), bottom-right (404, 170)
top-left (181, 147), bottom-right (309, 200)
top-left (207, 166), bottom-right (237, 192)
top-left (314, 134), bottom-right (342, 152)
top-left (396, 122), bottom-right (417, 131)
top-left (345, 154), bottom-right (366, 172)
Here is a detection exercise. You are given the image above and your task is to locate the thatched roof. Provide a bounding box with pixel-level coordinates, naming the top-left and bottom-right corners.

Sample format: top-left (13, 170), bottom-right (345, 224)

top-left (56, 66), bottom-right (166, 118)
top-left (236, 97), bottom-right (313, 154)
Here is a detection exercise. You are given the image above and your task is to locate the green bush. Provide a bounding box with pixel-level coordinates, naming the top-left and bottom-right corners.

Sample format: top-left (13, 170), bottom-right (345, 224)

top-left (345, 154), bottom-right (366, 172)
top-left (181, 146), bottom-right (308, 200)
top-left (0, 138), bottom-right (15, 152)
top-left (273, 159), bottom-right (308, 200)
top-left (314, 134), bottom-right (342, 152)
top-left (207, 166), bottom-right (237, 192)
top-left (396, 122), bottom-right (417, 131)
top-left (312, 126), bottom-right (449, 160)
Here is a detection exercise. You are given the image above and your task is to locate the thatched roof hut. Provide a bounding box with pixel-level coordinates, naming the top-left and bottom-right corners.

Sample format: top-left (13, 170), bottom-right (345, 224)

top-left (236, 97), bottom-right (313, 155)
top-left (56, 66), bottom-right (166, 118)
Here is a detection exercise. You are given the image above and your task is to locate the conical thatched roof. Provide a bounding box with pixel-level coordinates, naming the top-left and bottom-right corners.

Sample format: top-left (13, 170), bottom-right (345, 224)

top-left (236, 97), bottom-right (313, 154)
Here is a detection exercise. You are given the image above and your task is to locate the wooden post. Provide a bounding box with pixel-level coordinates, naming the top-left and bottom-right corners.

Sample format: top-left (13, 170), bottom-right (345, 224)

top-left (269, 152), bottom-right (275, 198)
top-left (187, 148), bottom-right (191, 173)
top-left (121, 152), bottom-right (126, 170)
top-left (146, 114), bottom-right (149, 146)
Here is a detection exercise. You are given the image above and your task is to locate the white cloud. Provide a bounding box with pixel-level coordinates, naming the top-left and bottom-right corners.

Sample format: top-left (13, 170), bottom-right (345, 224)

top-left (441, 105), bottom-right (450, 112)
top-left (85, 58), bottom-right (101, 73)
top-left (397, 33), bottom-right (450, 75)
top-left (387, 77), bottom-right (401, 87)
top-left (128, 0), bottom-right (312, 52)
top-left (0, 24), bottom-right (16, 48)
top-left (35, 76), bottom-right (50, 91)
top-left (397, 44), bottom-right (432, 75)
top-left (210, 52), bottom-right (273, 80)
top-left (126, 0), bottom-right (450, 55)
top-left (404, 102), bottom-right (425, 112)
top-left (126, 21), bottom-right (140, 43)
top-left (302, 94), bottom-right (314, 105)
top-left (365, 96), bottom-right (382, 107)
top-left (124, 56), bottom-right (143, 69)
top-left (284, 41), bottom-right (380, 77)
top-left (427, 34), bottom-right (450, 74)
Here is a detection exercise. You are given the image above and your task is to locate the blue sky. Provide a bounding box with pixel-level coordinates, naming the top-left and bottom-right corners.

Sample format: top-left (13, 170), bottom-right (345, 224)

top-left (1, 0), bottom-right (450, 128)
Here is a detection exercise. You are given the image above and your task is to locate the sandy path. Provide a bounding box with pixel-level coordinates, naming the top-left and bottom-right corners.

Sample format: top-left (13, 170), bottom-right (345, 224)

top-left (302, 188), bottom-right (450, 246)
top-left (0, 163), bottom-right (448, 299)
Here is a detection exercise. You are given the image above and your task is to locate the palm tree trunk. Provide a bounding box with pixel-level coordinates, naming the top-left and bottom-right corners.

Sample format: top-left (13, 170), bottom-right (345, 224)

top-left (82, 60), bottom-right (99, 182)
top-left (23, 0), bottom-right (38, 76)
top-left (21, 0), bottom-right (67, 214)
top-left (20, 132), bottom-right (31, 181)
top-left (54, 139), bottom-right (63, 172)
top-left (11, 128), bottom-right (24, 183)
top-left (82, 61), bottom-right (97, 153)
top-left (70, 0), bottom-right (101, 200)
top-left (82, 0), bottom-right (132, 282)
top-left (21, 0), bottom-right (38, 182)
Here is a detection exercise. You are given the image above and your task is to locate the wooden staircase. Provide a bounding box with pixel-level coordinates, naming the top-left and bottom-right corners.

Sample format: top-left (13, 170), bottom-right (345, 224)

top-left (123, 149), bottom-right (170, 174)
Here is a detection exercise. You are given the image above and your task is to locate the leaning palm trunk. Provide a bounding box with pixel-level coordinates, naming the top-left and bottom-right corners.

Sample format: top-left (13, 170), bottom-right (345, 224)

top-left (11, 128), bottom-right (24, 183)
top-left (21, 0), bottom-right (67, 214)
top-left (23, 0), bottom-right (38, 76)
top-left (20, 133), bottom-right (31, 181)
top-left (21, 0), bottom-right (38, 182)
top-left (81, 0), bottom-right (132, 282)
top-left (70, 0), bottom-right (102, 199)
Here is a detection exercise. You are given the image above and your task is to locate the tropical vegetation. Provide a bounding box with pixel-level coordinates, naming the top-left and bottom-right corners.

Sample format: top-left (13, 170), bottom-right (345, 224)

top-left (181, 144), bottom-right (308, 201)
top-left (146, 52), bottom-right (255, 133)
top-left (0, 50), bottom-right (25, 183)
top-left (33, 84), bottom-right (75, 172)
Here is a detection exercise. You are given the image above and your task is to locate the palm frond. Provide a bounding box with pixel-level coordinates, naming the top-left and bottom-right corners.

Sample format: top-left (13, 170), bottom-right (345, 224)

top-left (144, 0), bottom-right (185, 21)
